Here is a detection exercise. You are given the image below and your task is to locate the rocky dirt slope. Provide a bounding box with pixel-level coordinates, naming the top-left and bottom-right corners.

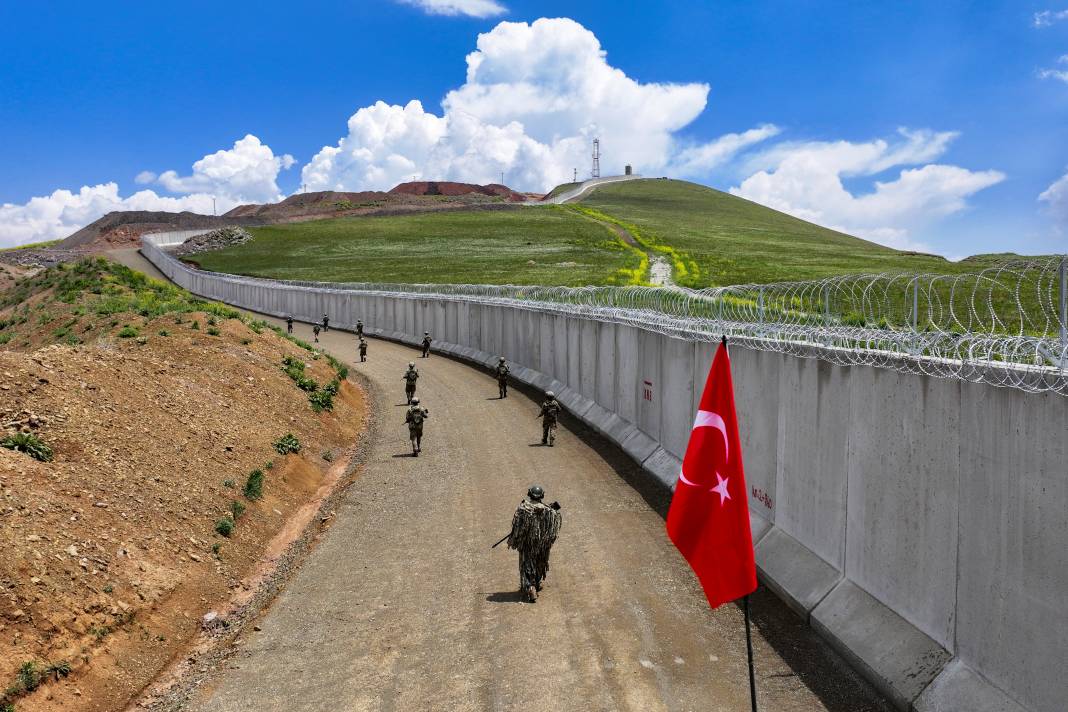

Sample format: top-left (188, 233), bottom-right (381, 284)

top-left (0, 260), bottom-right (367, 711)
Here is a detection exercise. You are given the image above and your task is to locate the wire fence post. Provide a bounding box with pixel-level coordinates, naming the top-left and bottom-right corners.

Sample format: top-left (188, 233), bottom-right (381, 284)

top-left (912, 280), bottom-right (919, 331)
top-left (757, 288), bottom-right (764, 326)
top-left (1060, 255), bottom-right (1067, 369)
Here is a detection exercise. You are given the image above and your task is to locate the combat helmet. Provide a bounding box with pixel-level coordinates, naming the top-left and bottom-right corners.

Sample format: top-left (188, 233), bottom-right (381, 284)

top-left (527, 485), bottom-right (545, 501)
top-left (499, 356), bottom-right (506, 362)
top-left (408, 361), bottom-right (415, 368)
top-left (411, 397), bottom-right (420, 405)
top-left (545, 390), bottom-right (555, 399)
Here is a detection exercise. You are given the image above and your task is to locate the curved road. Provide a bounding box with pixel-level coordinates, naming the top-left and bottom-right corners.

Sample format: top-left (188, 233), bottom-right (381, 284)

top-left (109, 249), bottom-right (889, 712)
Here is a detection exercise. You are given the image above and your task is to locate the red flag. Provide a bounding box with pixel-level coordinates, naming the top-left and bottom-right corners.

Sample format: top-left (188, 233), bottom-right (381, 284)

top-left (666, 341), bottom-right (757, 609)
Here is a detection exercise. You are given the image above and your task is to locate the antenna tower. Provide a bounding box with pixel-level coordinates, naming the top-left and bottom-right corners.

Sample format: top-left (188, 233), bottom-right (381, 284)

top-left (591, 138), bottom-right (601, 179)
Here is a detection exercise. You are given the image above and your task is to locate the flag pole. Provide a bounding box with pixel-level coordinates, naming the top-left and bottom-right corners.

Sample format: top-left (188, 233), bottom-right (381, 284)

top-left (744, 594), bottom-right (758, 712)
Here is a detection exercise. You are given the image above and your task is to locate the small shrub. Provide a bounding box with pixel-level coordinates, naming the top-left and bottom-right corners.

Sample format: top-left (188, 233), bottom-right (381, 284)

top-left (103, 584), bottom-right (113, 594)
top-left (191, 320), bottom-right (200, 330)
top-left (240, 338), bottom-right (251, 345)
top-left (206, 327), bottom-right (221, 336)
top-left (207, 316), bottom-right (217, 326)
top-left (0, 333), bottom-right (12, 345)
top-left (322, 379), bottom-right (340, 396)
top-left (117, 325), bottom-right (138, 338)
top-left (295, 374), bottom-right (318, 392)
top-left (230, 500), bottom-right (246, 520)
top-left (37, 312), bottom-right (53, 325)
top-left (158, 329), bottom-right (170, 337)
top-left (273, 433), bottom-right (300, 455)
top-left (211, 542), bottom-right (221, 556)
top-left (243, 469), bottom-right (264, 500)
top-left (17, 661), bottom-right (41, 692)
top-left (322, 450), bottom-right (333, 462)
top-left (336, 364), bottom-right (349, 380)
top-left (222, 478), bottom-right (235, 489)
top-left (1, 433), bottom-right (54, 462)
top-left (64, 333), bottom-right (80, 346)
top-left (264, 460), bottom-right (273, 470)
top-left (135, 336), bottom-right (148, 346)
top-left (44, 660), bottom-right (71, 682)
top-left (214, 517), bottom-right (234, 537)
top-left (309, 389), bottom-right (334, 412)
top-left (109, 319), bottom-right (120, 328)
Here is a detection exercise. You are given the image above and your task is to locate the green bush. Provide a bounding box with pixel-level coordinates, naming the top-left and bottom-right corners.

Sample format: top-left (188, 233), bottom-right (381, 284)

top-left (117, 325), bottom-right (138, 338)
top-left (1, 433), bottom-right (53, 462)
top-left (191, 320), bottom-right (200, 331)
top-left (206, 327), bottom-right (221, 336)
top-left (214, 517), bottom-right (234, 537)
top-left (244, 469), bottom-right (265, 500)
top-left (222, 478), bottom-right (235, 489)
top-left (309, 389), bottom-right (334, 412)
top-left (158, 329), bottom-right (170, 337)
top-left (17, 661), bottom-right (41, 692)
top-left (43, 660), bottom-right (71, 682)
top-left (230, 500), bottom-right (246, 520)
top-left (322, 450), bottom-right (333, 462)
top-left (273, 433), bottom-right (301, 455)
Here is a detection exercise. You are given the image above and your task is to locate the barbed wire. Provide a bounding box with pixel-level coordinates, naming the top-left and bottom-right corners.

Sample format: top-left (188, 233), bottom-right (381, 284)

top-left (144, 234), bottom-right (1068, 394)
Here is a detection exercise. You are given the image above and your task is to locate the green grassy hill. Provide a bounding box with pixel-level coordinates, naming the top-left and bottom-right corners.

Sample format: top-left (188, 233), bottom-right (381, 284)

top-left (193, 207), bottom-right (642, 286)
top-left (190, 178), bottom-right (1023, 288)
top-left (575, 179), bottom-right (967, 286)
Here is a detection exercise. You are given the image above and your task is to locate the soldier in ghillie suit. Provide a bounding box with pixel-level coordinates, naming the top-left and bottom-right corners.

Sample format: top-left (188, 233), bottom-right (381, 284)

top-left (286, 315), bottom-right (294, 334)
top-left (405, 397), bottom-right (429, 456)
top-left (312, 323), bottom-right (321, 343)
top-left (507, 485), bottom-right (562, 602)
top-left (538, 391), bottom-right (561, 446)
top-left (495, 357), bottom-right (510, 399)
top-left (355, 319), bottom-right (364, 337)
top-left (358, 337), bottom-right (367, 362)
top-left (322, 313), bottom-right (330, 332)
top-left (403, 362), bottom-right (419, 404)
top-left (421, 332), bottom-right (432, 358)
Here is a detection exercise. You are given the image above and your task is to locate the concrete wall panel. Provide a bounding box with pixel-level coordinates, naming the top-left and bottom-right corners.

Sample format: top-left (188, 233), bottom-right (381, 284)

top-left (845, 368), bottom-right (959, 650)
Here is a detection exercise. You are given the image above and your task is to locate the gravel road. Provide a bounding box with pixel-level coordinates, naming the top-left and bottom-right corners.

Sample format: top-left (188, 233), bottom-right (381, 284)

top-left (109, 248), bottom-right (890, 712)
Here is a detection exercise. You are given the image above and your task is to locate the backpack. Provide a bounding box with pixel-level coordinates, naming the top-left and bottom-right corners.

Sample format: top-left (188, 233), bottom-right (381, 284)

top-left (408, 407), bottom-right (426, 426)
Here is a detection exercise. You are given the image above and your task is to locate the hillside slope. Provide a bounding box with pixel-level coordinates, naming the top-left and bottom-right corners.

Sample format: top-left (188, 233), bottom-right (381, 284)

top-left (0, 260), bottom-right (366, 711)
top-left (577, 179), bottom-right (961, 285)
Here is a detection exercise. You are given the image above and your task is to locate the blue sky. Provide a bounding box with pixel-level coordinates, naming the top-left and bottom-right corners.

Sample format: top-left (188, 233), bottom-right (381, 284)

top-left (1, 0), bottom-right (1066, 258)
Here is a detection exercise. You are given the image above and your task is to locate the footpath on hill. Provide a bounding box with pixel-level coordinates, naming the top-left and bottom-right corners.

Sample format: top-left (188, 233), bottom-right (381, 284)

top-left (111, 250), bottom-right (891, 712)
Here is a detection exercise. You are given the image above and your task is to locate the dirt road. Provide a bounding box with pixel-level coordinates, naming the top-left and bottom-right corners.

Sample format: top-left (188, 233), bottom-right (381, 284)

top-left (108, 248), bottom-right (889, 712)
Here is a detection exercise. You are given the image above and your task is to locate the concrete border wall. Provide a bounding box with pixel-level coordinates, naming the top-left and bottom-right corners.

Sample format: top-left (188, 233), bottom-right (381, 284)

top-left (141, 233), bottom-right (1065, 712)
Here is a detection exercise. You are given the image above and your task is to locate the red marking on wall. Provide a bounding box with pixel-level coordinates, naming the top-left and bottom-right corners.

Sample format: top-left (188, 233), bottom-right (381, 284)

top-left (752, 487), bottom-right (773, 510)
top-left (642, 380), bottom-right (653, 402)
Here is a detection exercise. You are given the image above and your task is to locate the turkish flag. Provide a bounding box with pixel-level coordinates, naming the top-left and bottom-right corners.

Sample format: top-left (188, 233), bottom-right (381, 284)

top-left (666, 341), bottom-right (757, 609)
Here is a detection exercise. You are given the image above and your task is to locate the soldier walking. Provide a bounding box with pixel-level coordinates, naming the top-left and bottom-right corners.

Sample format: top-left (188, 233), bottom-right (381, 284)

top-left (403, 362), bottom-right (419, 404)
top-left (495, 357), bottom-right (510, 399)
top-left (322, 313), bottom-right (330, 332)
top-left (286, 315), bottom-right (293, 334)
top-left (537, 391), bottom-right (561, 446)
top-left (506, 486), bottom-right (562, 602)
top-left (312, 323), bottom-right (321, 343)
top-left (355, 319), bottom-right (364, 337)
top-left (421, 332), bottom-right (432, 358)
top-left (358, 337), bottom-right (367, 362)
top-left (405, 397), bottom-right (429, 456)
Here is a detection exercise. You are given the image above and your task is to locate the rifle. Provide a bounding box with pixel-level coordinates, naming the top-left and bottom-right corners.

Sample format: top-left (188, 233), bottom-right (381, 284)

top-left (490, 501), bottom-right (561, 549)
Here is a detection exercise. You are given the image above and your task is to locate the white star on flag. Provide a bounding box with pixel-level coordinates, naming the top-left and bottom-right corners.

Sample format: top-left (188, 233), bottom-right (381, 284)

top-left (711, 473), bottom-right (731, 505)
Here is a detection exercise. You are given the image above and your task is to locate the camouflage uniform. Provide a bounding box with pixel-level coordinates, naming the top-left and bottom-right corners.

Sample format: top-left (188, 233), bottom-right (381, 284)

top-left (322, 314), bottom-right (330, 332)
top-left (358, 338), bottom-right (367, 362)
top-left (286, 316), bottom-right (293, 334)
top-left (495, 359), bottom-right (510, 399)
top-left (421, 333), bottom-right (432, 358)
top-left (403, 365), bottom-right (419, 404)
top-left (355, 320), bottom-right (364, 337)
top-left (538, 397), bottom-right (561, 446)
top-left (312, 324), bottom-right (320, 343)
top-left (507, 488), bottom-right (562, 602)
top-left (405, 400), bottom-right (429, 455)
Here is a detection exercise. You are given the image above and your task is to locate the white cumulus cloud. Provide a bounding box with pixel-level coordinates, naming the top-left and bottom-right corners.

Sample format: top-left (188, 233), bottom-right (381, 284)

top-left (1039, 170), bottom-right (1068, 226)
top-left (1038, 54), bottom-right (1068, 84)
top-left (1034, 9), bottom-right (1068, 27)
top-left (730, 129), bottom-right (1005, 251)
top-left (0, 135), bottom-right (294, 248)
top-left (397, 0), bottom-right (506, 18)
top-left (301, 18), bottom-right (764, 193)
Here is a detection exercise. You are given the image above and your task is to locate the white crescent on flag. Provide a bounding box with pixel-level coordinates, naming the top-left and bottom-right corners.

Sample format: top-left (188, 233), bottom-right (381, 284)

top-left (677, 409), bottom-right (729, 489)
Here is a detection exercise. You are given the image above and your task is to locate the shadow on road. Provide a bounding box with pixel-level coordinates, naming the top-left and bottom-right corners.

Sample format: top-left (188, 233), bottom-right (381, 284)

top-left (485, 591), bottom-right (526, 604)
